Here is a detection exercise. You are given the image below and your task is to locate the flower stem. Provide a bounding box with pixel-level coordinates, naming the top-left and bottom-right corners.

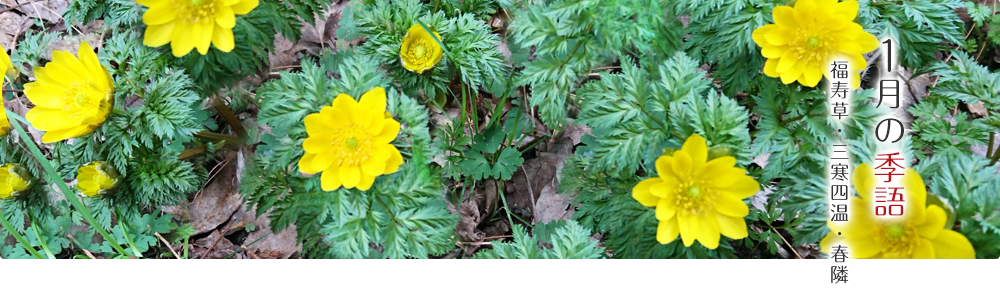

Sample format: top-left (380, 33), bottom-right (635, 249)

top-left (0, 207), bottom-right (45, 259)
top-left (990, 140), bottom-right (1000, 166)
top-left (987, 133), bottom-right (995, 161)
top-left (29, 218), bottom-right (55, 259)
top-left (373, 194), bottom-right (397, 224)
top-left (560, 22), bottom-right (594, 68)
top-left (115, 207), bottom-right (144, 258)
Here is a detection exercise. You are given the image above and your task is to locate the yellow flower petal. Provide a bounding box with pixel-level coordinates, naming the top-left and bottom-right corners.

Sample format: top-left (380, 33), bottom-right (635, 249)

top-left (356, 173), bottom-right (376, 191)
top-left (302, 133), bottom-right (335, 153)
top-left (171, 22), bottom-right (197, 57)
top-left (384, 146), bottom-right (404, 174)
top-left (632, 178), bottom-right (661, 207)
top-left (681, 134), bottom-right (708, 167)
top-left (26, 108), bottom-right (78, 131)
top-left (41, 126), bottom-right (90, 143)
top-left (310, 149), bottom-right (337, 172)
top-left (298, 153), bottom-right (319, 174)
top-left (654, 155), bottom-right (674, 178)
top-left (332, 93), bottom-right (360, 121)
top-left (917, 204), bottom-right (947, 240)
top-left (780, 63), bottom-right (803, 85)
top-left (23, 86), bottom-right (67, 109)
top-left (656, 218), bottom-right (680, 245)
top-left (215, 6), bottom-right (236, 29)
top-left (212, 25), bottom-right (236, 52)
top-left (801, 62), bottom-right (822, 87)
top-left (339, 165), bottom-right (361, 189)
top-left (232, 0), bottom-right (259, 15)
top-left (671, 150), bottom-right (693, 180)
top-left (929, 229), bottom-right (975, 259)
top-left (193, 22), bottom-right (214, 55)
top-left (359, 87), bottom-right (387, 114)
top-left (696, 156), bottom-right (736, 179)
top-left (655, 196), bottom-right (677, 221)
top-left (911, 238), bottom-right (935, 259)
top-left (678, 212), bottom-right (699, 247)
top-left (721, 175), bottom-right (759, 199)
top-left (713, 194), bottom-right (749, 217)
top-left (846, 235), bottom-right (882, 258)
top-left (751, 24), bottom-right (778, 47)
top-left (852, 163), bottom-right (875, 200)
top-left (833, 0), bottom-right (860, 23)
top-left (715, 211), bottom-right (748, 239)
top-left (772, 6), bottom-right (798, 28)
top-left (361, 158), bottom-right (388, 176)
top-left (142, 0), bottom-right (177, 25)
top-left (320, 169), bottom-right (342, 191)
top-left (702, 167), bottom-right (746, 188)
top-left (763, 58), bottom-right (780, 77)
top-left (765, 28), bottom-right (793, 46)
top-left (697, 215), bottom-right (721, 249)
top-left (761, 45), bottom-right (787, 59)
top-left (793, 0), bottom-right (818, 25)
top-left (374, 119), bottom-right (401, 144)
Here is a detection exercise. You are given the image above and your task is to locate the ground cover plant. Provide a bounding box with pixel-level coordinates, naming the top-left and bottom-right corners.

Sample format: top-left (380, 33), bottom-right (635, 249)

top-left (0, 0), bottom-right (997, 259)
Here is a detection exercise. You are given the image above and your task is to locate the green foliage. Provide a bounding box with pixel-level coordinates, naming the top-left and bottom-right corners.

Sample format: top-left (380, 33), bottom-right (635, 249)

top-left (916, 154), bottom-right (1000, 259)
top-left (474, 220), bottom-right (606, 259)
top-left (510, 0), bottom-right (683, 126)
top-left (857, 0), bottom-right (965, 70)
top-left (6, 30), bottom-right (57, 76)
top-left (57, 30), bottom-right (208, 211)
top-left (353, 0), bottom-right (509, 100)
top-left (457, 125), bottom-right (523, 181)
top-left (246, 56), bottom-right (457, 258)
top-left (676, 0), bottom-right (777, 95)
top-left (909, 100), bottom-right (989, 159)
top-left (928, 50), bottom-right (1000, 107)
top-left (64, 0), bottom-right (143, 29)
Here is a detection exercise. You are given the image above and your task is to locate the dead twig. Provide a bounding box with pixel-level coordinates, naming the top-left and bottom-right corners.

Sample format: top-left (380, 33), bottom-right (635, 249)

top-left (154, 232), bottom-right (182, 259)
top-left (771, 227), bottom-right (804, 259)
top-left (245, 247), bottom-right (261, 259)
top-left (200, 219), bottom-right (235, 259)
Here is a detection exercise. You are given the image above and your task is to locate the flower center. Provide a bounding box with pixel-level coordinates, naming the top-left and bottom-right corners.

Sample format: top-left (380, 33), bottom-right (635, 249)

top-left (328, 123), bottom-right (373, 167)
top-left (791, 29), bottom-right (834, 68)
top-left (675, 182), bottom-right (711, 215)
top-left (873, 222), bottom-right (919, 258)
top-left (174, 0), bottom-right (216, 24)
top-left (686, 185), bottom-right (702, 199)
top-left (344, 136), bottom-right (360, 150)
top-left (63, 82), bottom-right (98, 120)
top-left (806, 36), bottom-right (821, 48)
top-left (406, 40), bottom-right (434, 64)
top-left (413, 44), bottom-right (426, 59)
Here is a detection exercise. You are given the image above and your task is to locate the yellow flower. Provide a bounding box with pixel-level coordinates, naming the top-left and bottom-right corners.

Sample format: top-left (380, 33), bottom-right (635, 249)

top-left (400, 24), bottom-right (444, 74)
top-left (0, 164), bottom-right (31, 200)
top-left (138, 0), bottom-right (259, 57)
top-left (75, 162), bottom-right (120, 198)
top-left (632, 134), bottom-right (760, 249)
top-left (751, 0), bottom-right (879, 88)
top-left (24, 41), bottom-right (114, 143)
top-left (297, 87), bottom-right (404, 191)
top-left (1, 43), bottom-right (16, 79)
top-left (820, 163), bottom-right (975, 259)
